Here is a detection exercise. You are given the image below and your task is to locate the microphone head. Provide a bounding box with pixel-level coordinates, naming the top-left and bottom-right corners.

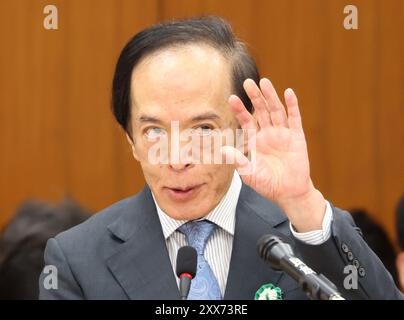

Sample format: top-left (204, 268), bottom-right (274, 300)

top-left (257, 234), bottom-right (294, 270)
top-left (176, 246), bottom-right (197, 278)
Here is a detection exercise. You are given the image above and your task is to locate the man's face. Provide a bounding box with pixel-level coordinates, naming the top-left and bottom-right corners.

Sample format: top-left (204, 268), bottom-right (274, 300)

top-left (128, 44), bottom-right (239, 220)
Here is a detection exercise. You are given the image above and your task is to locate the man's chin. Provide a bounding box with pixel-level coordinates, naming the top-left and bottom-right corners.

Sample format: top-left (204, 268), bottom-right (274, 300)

top-left (163, 202), bottom-right (210, 221)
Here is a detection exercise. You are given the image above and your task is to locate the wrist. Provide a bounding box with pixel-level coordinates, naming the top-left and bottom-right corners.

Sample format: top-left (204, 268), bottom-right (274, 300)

top-left (278, 181), bottom-right (326, 233)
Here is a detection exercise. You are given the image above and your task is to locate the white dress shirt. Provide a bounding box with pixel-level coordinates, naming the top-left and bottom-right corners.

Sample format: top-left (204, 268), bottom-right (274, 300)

top-left (152, 171), bottom-right (333, 296)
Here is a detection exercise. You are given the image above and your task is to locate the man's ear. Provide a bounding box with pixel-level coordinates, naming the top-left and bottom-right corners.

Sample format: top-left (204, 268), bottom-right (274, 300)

top-left (126, 133), bottom-right (140, 161)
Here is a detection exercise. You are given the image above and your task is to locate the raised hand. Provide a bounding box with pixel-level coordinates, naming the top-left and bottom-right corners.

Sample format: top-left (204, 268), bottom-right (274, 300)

top-left (221, 78), bottom-right (326, 232)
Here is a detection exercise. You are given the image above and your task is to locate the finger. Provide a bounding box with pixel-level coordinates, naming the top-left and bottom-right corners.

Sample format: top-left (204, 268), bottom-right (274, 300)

top-left (284, 88), bottom-right (303, 131)
top-left (260, 78), bottom-right (288, 127)
top-left (220, 145), bottom-right (254, 179)
top-left (228, 94), bottom-right (258, 132)
top-left (243, 79), bottom-right (272, 129)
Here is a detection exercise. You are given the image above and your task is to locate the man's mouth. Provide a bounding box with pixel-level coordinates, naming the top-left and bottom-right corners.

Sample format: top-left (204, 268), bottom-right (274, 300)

top-left (164, 184), bottom-right (204, 201)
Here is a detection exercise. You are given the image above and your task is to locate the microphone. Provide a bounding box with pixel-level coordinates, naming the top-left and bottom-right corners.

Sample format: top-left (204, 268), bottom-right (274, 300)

top-left (176, 246), bottom-right (197, 300)
top-left (257, 234), bottom-right (345, 300)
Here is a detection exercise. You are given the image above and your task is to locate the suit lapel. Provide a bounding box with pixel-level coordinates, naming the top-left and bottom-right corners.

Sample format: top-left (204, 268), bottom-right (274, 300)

top-left (224, 184), bottom-right (288, 299)
top-left (105, 186), bottom-right (180, 300)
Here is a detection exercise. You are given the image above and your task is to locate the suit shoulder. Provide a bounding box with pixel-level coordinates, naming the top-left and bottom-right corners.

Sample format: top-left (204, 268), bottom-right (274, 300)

top-left (53, 192), bottom-right (141, 250)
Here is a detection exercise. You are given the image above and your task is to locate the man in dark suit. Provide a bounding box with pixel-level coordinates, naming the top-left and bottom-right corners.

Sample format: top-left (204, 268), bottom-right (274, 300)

top-left (39, 16), bottom-right (402, 300)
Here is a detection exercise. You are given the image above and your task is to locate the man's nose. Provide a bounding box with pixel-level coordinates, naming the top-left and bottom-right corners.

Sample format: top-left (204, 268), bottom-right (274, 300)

top-left (169, 150), bottom-right (194, 171)
top-left (169, 162), bottom-right (193, 172)
top-left (168, 138), bottom-right (195, 171)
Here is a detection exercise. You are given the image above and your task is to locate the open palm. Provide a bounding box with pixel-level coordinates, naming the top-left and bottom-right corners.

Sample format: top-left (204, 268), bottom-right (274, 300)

top-left (221, 78), bottom-right (313, 206)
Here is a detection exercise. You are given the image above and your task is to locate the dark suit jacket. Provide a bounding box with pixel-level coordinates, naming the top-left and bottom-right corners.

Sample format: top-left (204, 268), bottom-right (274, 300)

top-left (39, 184), bottom-right (402, 299)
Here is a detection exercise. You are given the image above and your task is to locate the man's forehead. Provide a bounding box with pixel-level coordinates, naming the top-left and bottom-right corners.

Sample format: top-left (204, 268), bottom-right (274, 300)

top-left (130, 44), bottom-right (234, 125)
top-left (137, 43), bottom-right (227, 70)
top-left (131, 45), bottom-right (231, 94)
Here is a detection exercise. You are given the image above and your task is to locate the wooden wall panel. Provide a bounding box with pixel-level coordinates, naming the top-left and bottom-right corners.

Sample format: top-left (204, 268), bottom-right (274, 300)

top-left (376, 0), bottom-right (404, 244)
top-left (0, 0), bottom-right (402, 245)
top-left (0, 0), bottom-right (158, 227)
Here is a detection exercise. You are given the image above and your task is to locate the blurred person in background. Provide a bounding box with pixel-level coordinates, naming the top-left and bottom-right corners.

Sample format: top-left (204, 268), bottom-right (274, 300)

top-left (396, 196), bottom-right (404, 291)
top-left (0, 199), bottom-right (89, 299)
top-left (350, 209), bottom-right (399, 287)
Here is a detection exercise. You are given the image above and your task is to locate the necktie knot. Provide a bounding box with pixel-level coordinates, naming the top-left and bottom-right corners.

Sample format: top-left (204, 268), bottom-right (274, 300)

top-left (178, 220), bottom-right (216, 255)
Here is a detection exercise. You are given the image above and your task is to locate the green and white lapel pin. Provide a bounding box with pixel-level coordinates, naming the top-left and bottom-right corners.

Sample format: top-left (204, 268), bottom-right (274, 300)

top-left (255, 283), bottom-right (283, 300)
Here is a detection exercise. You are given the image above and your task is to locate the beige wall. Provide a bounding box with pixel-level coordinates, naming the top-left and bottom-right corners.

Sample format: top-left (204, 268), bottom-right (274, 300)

top-left (0, 0), bottom-right (403, 244)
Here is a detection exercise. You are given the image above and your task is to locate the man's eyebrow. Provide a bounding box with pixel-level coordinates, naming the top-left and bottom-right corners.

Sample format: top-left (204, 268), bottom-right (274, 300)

top-left (191, 112), bottom-right (221, 122)
top-left (136, 112), bottom-right (221, 124)
top-left (136, 115), bottom-right (163, 124)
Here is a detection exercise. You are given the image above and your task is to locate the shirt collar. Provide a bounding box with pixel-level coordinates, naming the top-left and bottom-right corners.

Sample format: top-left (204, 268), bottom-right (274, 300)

top-left (152, 170), bottom-right (242, 239)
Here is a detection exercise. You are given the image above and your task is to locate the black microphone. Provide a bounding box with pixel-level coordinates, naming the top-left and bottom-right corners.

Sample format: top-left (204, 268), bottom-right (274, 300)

top-left (257, 234), bottom-right (345, 300)
top-left (176, 246), bottom-right (197, 300)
